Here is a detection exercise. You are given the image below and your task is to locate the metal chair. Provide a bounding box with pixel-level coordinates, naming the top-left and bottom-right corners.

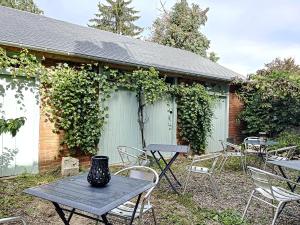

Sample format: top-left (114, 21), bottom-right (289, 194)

top-left (244, 136), bottom-right (261, 153)
top-left (0, 216), bottom-right (27, 224)
top-left (183, 153), bottom-right (221, 197)
top-left (264, 146), bottom-right (297, 169)
top-left (117, 146), bottom-right (149, 167)
top-left (108, 166), bottom-right (159, 225)
top-left (243, 166), bottom-right (300, 225)
top-left (219, 140), bottom-right (246, 173)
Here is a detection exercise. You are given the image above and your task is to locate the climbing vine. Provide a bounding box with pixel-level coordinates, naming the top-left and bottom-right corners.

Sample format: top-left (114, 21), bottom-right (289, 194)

top-left (40, 64), bottom-right (115, 154)
top-left (115, 68), bottom-right (169, 148)
top-left (172, 83), bottom-right (214, 153)
top-left (0, 47), bottom-right (215, 156)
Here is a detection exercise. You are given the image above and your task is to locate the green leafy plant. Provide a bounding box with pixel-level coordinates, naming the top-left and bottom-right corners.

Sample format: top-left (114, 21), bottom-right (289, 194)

top-left (40, 64), bottom-right (115, 155)
top-left (1, 47), bottom-right (215, 156)
top-left (274, 130), bottom-right (300, 155)
top-left (0, 117), bottom-right (26, 137)
top-left (172, 83), bottom-right (214, 153)
top-left (237, 58), bottom-right (300, 136)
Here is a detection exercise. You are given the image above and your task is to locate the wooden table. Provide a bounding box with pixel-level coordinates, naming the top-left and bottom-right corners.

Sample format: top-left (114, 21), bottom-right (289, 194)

top-left (145, 144), bottom-right (190, 194)
top-left (24, 173), bottom-right (154, 225)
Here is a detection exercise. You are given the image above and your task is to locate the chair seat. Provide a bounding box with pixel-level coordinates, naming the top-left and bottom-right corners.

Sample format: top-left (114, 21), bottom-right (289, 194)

top-left (187, 165), bottom-right (209, 174)
top-left (245, 148), bottom-right (260, 154)
top-left (256, 186), bottom-right (300, 202)
top-left (109, 201), bottom-right (152, 219)
top-left (267, 156), bottom-right (288, 161)
top-left (225, 152), bottom-right (243, 157)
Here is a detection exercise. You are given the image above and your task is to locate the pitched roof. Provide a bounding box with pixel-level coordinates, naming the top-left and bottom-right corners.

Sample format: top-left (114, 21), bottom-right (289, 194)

top-left (0, 6), bottom-right (241, 81)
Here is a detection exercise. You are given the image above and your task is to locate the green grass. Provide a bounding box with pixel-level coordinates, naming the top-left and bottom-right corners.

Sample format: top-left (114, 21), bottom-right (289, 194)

top-left (0, 172), bottom-right (59, 217)
top-left (156, 191), bottom-right (248, 225)
top-left (0, 160), bottom-right (249, 224)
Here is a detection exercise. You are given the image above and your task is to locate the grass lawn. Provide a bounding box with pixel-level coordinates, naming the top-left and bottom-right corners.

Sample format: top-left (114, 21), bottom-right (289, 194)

top-left (0, 156), bottom-right (299, 224)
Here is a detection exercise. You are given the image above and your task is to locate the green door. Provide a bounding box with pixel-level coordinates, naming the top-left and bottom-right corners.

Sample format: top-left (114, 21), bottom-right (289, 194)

top-left (98, 91), bottom-right (177, 164)
top-left (206, 96), bottom-right (228, 153)
top-left (144, 97), bottom-right (177, 145)
top-left (98, 90), bottom-right (142, 164)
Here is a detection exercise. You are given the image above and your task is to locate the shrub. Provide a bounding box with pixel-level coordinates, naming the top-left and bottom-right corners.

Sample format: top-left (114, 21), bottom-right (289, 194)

top-left (275, 130), bottom-right (300, 156)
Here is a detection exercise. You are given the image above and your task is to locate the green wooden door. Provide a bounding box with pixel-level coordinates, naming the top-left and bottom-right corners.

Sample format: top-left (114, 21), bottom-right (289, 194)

top-left (144, 97), bottom-right (177, 145)
top-left (206, 96), bottom-right (228, 153)
top-left (98, 90), bottom-right (177, 164)
top-left (98, 90), bottom-right (142, 164)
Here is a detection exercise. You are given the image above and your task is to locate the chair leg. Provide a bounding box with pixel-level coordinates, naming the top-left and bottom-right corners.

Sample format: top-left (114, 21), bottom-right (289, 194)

top-left (272, 202), bottom-right (283, 225)
top-left (219, 156), bottom-right (228, 173)
top-left (183, 170), bottom-right (192, 194)
top-left (209, 175), bottom-right (219, 198)
top-left (242, 190), bottom-right (255, 220)
top-left (240, 156), bottom-right (246, 173)
top-left (151, 207), bottom-right (157, 225)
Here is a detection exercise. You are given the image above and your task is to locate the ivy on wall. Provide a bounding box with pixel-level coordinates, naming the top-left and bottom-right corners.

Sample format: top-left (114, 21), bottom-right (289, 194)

top-left (40, 64), bottom-right (115, 154)
top-left (172, 83), bottom-right (214, 154)
top-left (0, 47), bottom-right (215, 155)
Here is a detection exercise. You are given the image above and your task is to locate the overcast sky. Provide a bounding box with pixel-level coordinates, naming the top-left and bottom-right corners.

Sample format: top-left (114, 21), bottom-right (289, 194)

top-left (35, 0), bottom-right (300, 76)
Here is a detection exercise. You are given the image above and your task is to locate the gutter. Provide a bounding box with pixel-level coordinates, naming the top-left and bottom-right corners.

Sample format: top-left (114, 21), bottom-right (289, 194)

top-left (0, 40), bottom-right (234, 82)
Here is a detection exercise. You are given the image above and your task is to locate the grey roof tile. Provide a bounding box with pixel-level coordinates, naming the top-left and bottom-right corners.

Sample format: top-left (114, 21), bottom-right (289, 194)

top-left (0, 6), bottom-right (241, 81)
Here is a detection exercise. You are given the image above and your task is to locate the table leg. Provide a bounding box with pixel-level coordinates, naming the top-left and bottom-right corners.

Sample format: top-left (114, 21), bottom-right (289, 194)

top-left (278, 166), bottom-right (294, 191)
top-left (101, 214), bottom-right (112, 225)
top-left (157, 151), bottom-right (181, 186)
top-left (151, 151), bottom-right (180, 194)
top-left (129, 193), bottom-right (142, 225)
top-left (276, 166), bottom-right (300, 217)
top-left (52, 202), bottom-right (70, 225)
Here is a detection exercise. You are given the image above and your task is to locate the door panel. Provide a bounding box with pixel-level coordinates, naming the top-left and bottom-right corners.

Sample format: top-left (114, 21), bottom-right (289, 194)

top-left (98, 90), bottom-right (142, 164)
top-left (206, 97), bottom-right (228, 153)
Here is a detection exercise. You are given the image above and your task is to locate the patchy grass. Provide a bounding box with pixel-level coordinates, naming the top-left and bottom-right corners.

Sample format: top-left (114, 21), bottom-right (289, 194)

top-left (0, 156), bottom-right (299, 224)
top-left (0, 171), bottom-right (59, 218)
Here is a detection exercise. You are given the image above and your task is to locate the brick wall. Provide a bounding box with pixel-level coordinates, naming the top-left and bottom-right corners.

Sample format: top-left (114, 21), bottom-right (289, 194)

top-left (228, 85), bottom-right (244, 143)
top-left (38, 113), bottom-right (92, 173)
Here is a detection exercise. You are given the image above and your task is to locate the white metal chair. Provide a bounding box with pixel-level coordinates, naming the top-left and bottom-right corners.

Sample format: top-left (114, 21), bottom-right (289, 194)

top-left (244, 137), bottom-right (261, 154)
top-left (183, 153), bottom-right (221, 197)
top-left (108, 166), bottom-right (159, 225)
top-left (117, 146), bottom-right (149, 167)
top-left (265, 146), bottom-right (297, 164)
top-left (219, 140), bottom-right (246, 173)
top-left (243, 166), bottom-right (300, 225)
top-left (0, 216), bottom-right (27, 224)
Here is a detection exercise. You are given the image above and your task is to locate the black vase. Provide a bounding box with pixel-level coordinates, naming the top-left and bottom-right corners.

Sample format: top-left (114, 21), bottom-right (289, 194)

top-left (87, 156), bottom-right (111, 187)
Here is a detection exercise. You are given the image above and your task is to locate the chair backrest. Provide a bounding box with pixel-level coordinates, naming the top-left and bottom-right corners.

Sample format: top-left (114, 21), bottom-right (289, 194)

top-left (274, 146), bottom-right (297, 159)
top-left (114, 166), bottom-right (159, 200)
top-left (220, 140), bottom-right (241, 153)
top-left (247, 166), bottom-right (275, 199)
top-left (244, 137), bottom-right (260, 150)
top-left (117, 146), bottom-right (149, 167)
top-left (191, 153), bottom-right (221, 174)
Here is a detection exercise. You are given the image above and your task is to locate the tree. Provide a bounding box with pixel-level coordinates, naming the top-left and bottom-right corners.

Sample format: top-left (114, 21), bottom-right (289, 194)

top-left (238, 58), bottom-right (300, 136)
top-left (89, 0), bottom-right (143, 37)
top-left (150, 0), bottom-right (218, 62)
top-left (0, 0), bottom-right (43, 14)
top-left (256, 57), bottom-right (300, 76)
